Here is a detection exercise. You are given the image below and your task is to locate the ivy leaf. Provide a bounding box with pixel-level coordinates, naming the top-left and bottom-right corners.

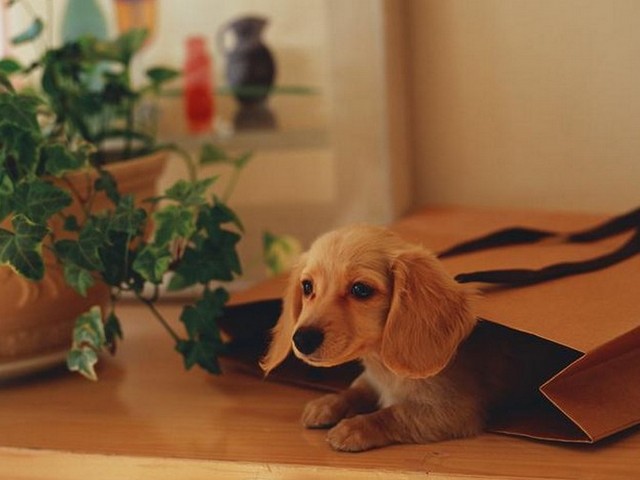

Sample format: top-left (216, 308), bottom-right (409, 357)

top-left (175, 288), bottom-right (229, 374)
top-left (13, 179), bottom-right (72, 223)
top-left (0, 57), bottom-right (23, 75)
top-left (199, 143), bottom-right (231, 165)
top-left (104, 311), bottom-right (123, 354)
top-left (66, 306), bottom-right (105, 381)
top-left (169, 229), bottom-right (241, 289)
top-left (153, 205), bottom-right (195, 246)
top-left (0, 90), bottom-right (41, 131)
top-left (0, 91), bottom-right (42, 174)
top-left (132, 244), bottom-right (172, 284)
top-left (110, 195), bottom-right (147, 235)
top-left (0, 123), bottom-right (40, 174)
top-left (98, 231), bottom-right (144, 291)
top-left (166, 271), bottom-right (192, 291)
top-left (95, 169), bottom-right (121, 204)
top-left (0, 215), bottom-right (48, 280)
top-left (42, 144), bottom-right (85, 177)
top-left (0, 71), bottom-right (14, 92)
top-left (233, 151), bottom-right (253, 169)
top-left (146, 67), bottom-right (180, 89)
top-left (200, 200), bottom-right (244, 233)
top-left (115, 28), bottom-right (148, 63)
top-left (66, 346), bottom-right (99, 381)
top-left (263, 232), bottom-right (302, 276)
top-left (55, 223), bottom-right (105, 271)
top-left (11, 17), bottom-right (44, 45)
top-left (180, 287), bottom-right (228, 339)
top-left (175, 340), bottom-right (221, 374)
top-left (164, 178), bottom-right (216, 207)
top-left (63, 263), bottom-right (94, 296)
top-left (63, 215), bottom-right (80, 232)
top-left (72, 306), bottom-right (105, 348)
top-left (0, 172), bottom-right (14, 222)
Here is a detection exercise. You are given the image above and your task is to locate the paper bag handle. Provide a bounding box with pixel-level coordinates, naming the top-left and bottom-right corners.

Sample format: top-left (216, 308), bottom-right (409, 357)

top-left (437, 207), bottom-right (640, 287)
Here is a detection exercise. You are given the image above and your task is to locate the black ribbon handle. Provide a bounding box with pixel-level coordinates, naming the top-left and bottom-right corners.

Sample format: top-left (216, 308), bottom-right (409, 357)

top-left (437, 207), bottom-right (640, 287)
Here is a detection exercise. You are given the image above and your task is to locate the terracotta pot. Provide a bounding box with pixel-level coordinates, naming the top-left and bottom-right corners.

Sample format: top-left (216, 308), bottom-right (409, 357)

top-left (0, 151), bottom-right (167, 379)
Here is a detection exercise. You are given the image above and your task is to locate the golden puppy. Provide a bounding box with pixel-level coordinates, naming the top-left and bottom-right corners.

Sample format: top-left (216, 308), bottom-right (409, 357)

top-left (261, 225), bottom-right (551, 451)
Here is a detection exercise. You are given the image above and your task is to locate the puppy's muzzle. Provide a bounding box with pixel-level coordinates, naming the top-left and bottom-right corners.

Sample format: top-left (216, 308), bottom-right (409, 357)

top-left (293, 327), bottom-right (324, 355)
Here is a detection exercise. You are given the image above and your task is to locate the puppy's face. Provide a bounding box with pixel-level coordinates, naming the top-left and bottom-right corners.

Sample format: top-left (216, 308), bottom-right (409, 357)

top-left (292, 228), bottom-right (394, 367)
top-left (261, 225), bottom-right (476, 379)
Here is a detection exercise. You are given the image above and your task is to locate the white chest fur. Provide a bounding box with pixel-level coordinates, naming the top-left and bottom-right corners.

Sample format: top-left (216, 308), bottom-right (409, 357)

top-left (361, 356), bottom-right (415, 408)
top-left (360, 355), bottom-right (458, 410)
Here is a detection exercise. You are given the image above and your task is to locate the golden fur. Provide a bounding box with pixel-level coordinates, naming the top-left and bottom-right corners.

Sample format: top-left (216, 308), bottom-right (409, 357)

top-left (261, 225), bottom-right (544, 451)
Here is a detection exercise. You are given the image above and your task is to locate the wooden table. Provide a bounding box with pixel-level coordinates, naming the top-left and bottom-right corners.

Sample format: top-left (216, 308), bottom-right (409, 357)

top-left (1, 297), bottom-right (638, 480)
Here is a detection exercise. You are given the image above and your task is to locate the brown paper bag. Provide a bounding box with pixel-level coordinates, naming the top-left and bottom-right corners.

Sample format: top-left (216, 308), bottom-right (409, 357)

top-left (220, 206), bottom-right (640, 443)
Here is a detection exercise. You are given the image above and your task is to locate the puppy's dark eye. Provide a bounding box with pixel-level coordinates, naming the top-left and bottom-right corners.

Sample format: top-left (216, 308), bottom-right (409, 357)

top-left (351, 282), bottom-right (374, 299)
top-left (301, 279), bottom-right (313, 296)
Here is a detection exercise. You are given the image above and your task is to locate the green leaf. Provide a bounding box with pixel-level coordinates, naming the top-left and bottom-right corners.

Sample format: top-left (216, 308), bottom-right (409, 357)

top-left (110, 196), bottom-right (147, 235)
top-left (263, 232), bottom-right (302, 276)
top-left (13, 179), bottom-right (72, 223)
top-left (175, 288), bottom-right (229, 374)
top-left (153, 205), bottom-right (196, 246)
top-left (169, 229), bottom-right (242, 289)
top-left (180, 287), bottom-right (228, 338)
top-left (97, 231), bottom-right (144, 290)
top-left (104, 311), bottom-right (123, 353)
top-left (175, 339), bottom-right (222, 374)
top-left (0, 215), bottom-right (48, 279)
top-left (146, 67), bottom-right (180, 87)
top-left (200, 200), bottom-right (244, 233)
top-left (0, 91), bottom-right (41, 133)
top-left (234, 151), bottom-right (253, 169)
top-left (0, 71), bottom-right (14, 92)
top-left (164, 178), bottom-right (216, 207)
top-left (95, 170), bottom-right (121, 204)
top-left (11, 18), bottom-right (44, 45)
top-left (115, 28), bottom-right (148, 63)
top-left (66, 346), bottom-right (99, 381)
top-left (63, 215), bottom-right (80, 232)
top-left (42, 144), bottom-right (85, 177)
top-left (67, 306), bottom-right (107, 380)
top-left (0, 92), bottom-right (43, 173)
top-left (166, 271), bottom-right (192, 291)
top-left (0, 172), bottom-right (14, 222)
top-left (72, 306), bottom-right (105, 348)
top-left (0, 57), bottom-right (23, 75)
top-left (132, 244), bottom-right (172, 284)
top-left (63, 263), bottom-right (94, 296)
top-left (199, 143), bottom-right (231, 165)
top-left (55, 223), bottom-right (105, 271)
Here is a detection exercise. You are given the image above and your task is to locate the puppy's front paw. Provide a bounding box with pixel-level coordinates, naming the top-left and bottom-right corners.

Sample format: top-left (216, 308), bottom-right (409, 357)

top-left (326, 416), bottom-right (389, 452)
top-left (301, 394), bottom-right (349, 429)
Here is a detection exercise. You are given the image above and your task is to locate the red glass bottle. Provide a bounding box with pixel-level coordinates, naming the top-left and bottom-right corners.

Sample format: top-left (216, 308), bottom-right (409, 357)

top-left (184, 36), bottom-right (215, 133)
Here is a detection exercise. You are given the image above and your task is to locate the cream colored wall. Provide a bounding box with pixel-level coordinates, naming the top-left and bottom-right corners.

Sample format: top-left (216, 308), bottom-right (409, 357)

top-left (407, 0), bottom-right (640, 213)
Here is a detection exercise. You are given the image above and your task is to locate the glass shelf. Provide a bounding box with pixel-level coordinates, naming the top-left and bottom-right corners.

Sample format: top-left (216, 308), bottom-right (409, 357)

top-left (156, 90), bottom-right (331, 154)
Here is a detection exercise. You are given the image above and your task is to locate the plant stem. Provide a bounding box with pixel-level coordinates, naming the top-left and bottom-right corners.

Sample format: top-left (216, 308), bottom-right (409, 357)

top-left (136, 293), bottom-right (181, 343)
top-left (124, 64), bottom-right (134, 159)
top-left (221, 165), bottom-right (241, 203)
top-left (164, 144), bottom-right (197, 181)
top-left (46, 0), bottom-right (53, 49)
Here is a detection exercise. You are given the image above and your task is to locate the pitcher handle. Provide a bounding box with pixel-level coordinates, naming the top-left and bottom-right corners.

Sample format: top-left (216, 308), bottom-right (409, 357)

top-left (216, 22), bottom-right (233, 56)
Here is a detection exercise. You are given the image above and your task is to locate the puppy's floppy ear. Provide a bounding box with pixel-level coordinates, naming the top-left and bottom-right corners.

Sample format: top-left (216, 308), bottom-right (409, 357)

top-left (260, 254), bottom-right (307, 374)
top-left (381, 247), bottom-right (476, 378)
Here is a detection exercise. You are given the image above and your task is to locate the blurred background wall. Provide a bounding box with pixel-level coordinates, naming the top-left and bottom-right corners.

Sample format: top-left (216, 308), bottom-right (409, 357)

top-left (407, 0), bottom-right (640, 213)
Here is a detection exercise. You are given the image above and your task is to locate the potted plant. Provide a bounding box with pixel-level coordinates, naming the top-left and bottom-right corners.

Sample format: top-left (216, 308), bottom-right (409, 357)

top-left (0, 12), bottom-right (255, 380)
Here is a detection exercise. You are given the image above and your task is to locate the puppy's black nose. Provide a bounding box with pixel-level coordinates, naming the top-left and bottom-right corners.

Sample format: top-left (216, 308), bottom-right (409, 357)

top-left (293, 327), bottom-right (324, 355)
